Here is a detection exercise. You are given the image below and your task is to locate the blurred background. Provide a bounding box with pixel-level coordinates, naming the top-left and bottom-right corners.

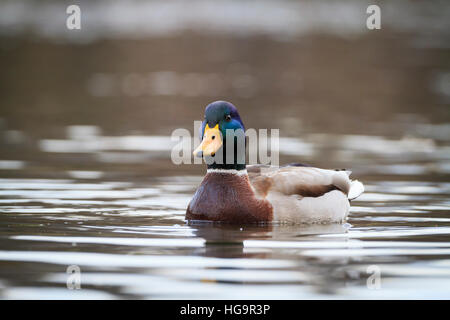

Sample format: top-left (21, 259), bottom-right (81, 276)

top-left (0, 0), bottom-right (449, 178)
top-left (0, 0), bottom-right (450, 299)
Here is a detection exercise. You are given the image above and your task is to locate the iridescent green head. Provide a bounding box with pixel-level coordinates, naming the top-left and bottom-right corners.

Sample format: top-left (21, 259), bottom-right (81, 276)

top-left (194, 101), bottom-right (246, 170)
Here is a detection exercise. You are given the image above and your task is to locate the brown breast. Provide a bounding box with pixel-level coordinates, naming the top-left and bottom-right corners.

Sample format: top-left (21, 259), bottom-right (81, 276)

top-left (186, 172), bottom-right (273, 223)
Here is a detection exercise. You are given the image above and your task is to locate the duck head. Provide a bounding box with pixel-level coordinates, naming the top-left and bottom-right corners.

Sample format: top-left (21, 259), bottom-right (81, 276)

top-left (193, 101), bottom-right (246, 170)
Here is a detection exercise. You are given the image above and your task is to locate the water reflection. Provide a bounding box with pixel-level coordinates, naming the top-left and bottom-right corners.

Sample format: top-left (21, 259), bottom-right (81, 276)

top-left (0, 137), bottom-right (449, 299)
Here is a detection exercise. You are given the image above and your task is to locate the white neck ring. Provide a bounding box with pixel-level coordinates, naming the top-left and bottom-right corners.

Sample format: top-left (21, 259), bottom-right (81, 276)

top-left (206, 168), bottom-right (248, 176)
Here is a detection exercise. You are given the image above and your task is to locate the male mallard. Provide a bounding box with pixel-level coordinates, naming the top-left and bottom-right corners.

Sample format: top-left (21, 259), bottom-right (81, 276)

top-left (186, 101), bottom-right (364, 224)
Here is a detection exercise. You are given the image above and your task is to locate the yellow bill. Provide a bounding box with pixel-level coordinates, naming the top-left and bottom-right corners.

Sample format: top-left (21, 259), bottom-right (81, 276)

top-left (193, 123), bottom-right (222, 157)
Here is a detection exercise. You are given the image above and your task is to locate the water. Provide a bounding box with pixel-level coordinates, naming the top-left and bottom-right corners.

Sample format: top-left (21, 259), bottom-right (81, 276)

top-left (0, 128), bottom-right (449, 299)
top-left (0, 0), bottom-right (450, 299)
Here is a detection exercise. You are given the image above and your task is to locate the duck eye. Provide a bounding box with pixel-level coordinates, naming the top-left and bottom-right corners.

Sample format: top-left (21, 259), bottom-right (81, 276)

top-left (211, 135), bottom-right (216, 140)
top-left (225, 115), bottom-right (231, 121)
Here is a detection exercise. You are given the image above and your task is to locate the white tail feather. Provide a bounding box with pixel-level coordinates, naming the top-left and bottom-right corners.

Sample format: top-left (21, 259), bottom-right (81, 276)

top-left (332, 171), bottom-right (352, 195)
top-left (348, 180), bottom-right (364, 200)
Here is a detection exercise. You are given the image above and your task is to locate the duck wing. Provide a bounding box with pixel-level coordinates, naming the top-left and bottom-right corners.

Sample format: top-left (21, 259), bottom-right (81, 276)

top-left (247, 165), bottom-right (364, 200)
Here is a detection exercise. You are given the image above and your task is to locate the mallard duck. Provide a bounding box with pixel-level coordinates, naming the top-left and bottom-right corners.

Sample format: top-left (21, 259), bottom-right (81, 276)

top-left (186, 101), bottom-right (364, 224)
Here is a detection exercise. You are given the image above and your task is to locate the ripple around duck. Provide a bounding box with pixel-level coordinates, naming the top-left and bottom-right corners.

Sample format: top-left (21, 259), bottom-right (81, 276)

top-left (0, 153), bottom-right (449, 299)
top-left (11, 235), bottom-right (205, 247)
top-left (0, 251), bottom-right (297, 269)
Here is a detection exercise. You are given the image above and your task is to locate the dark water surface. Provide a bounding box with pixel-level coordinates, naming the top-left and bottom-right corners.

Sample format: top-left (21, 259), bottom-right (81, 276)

top-left (0, 0), bottom-right (449, 299)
